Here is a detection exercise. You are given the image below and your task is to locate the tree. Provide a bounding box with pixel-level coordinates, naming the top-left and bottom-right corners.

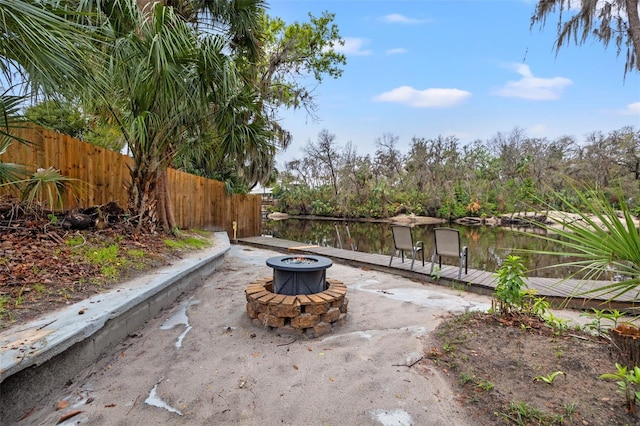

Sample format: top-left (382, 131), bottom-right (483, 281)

top-left (174, 9), bottom-right (346, 190)
top-left (373, 133), bottom-right (403, 184)
top-left (303, 129), bottom-right (341, 196)
top-left (24, 100), bottom-right (86, 138)
top-left (0, 1), bottom-right (103, 208)
top-left (258, 11), bottom-right (346, 121)
top-left (103, 2), bottom-right (250, 230)
top-left (0, 0), bottom-right (101, 101)
top-left (531, 0), bottom-right (640, 76)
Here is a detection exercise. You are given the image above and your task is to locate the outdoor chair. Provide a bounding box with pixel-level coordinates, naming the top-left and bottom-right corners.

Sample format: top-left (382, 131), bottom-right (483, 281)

top-left (430, 227), bottom-right (468, 279)
top-left (389, 225), bottom-right (424, 270)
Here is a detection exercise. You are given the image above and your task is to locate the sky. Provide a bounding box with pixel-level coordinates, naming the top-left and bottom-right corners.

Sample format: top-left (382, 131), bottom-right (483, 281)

top-left (265, 0), bottom-right (640, 166)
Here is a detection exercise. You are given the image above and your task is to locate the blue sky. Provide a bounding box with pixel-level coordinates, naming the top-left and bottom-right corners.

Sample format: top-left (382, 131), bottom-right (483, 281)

top-left (266, 0), bottom-right (640, 165)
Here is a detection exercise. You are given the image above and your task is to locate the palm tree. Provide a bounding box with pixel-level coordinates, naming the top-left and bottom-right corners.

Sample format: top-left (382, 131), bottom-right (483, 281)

top-left (86, 0), bottom-right (270, 231)
top-left (0, 0), bottom-right (100, 98)
top-left (0, 1), bottom-right (102, 207)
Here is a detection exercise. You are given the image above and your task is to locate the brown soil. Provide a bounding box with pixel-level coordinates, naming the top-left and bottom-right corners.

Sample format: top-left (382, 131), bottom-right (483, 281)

top-left (0, 201), bottom-right (184, 330)
top-left (427, 311), bottom-right (640, 425)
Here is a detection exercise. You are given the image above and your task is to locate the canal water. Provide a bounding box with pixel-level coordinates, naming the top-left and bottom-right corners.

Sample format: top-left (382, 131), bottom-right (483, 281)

top-left (262, 218), bottom-right (580, 279)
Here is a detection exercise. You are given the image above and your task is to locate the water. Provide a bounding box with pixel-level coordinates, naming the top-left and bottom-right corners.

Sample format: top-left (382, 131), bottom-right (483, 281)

top-left (262, 219), bottom-right (581, 279)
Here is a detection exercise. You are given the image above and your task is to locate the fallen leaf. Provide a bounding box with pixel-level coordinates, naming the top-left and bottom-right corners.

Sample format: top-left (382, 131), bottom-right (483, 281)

top-left (252, 352), bottom-right (259, 358)
top-left (292, 365), bottom-right (298, 370)
top-left (56, 410), bottom-right (82, 424)
top-left (55, 401), bottom-right (68, 411)
top-left (318, 352), bottom-right (325, 356)
top-left (307, 347), bottom-right (312, 351)
top-left (104, 403), bottom-right (116, 408)
top-left (329, 377), bottom-right (334, 382)
top-left (86, 397), bottom-right (94, 404)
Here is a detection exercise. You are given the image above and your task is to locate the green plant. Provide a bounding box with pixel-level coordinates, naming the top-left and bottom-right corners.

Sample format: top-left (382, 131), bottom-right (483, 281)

top-left (534, 371), bottom-right (565, 385)
top-left (86, 244), bottom-right (119, 264)
top-left (66, 234), bottom-right (85, 247)
top-left (543, 311), bottom-right (570, 333)
top-left (553, 347), bottom-right (565, 358)
top-left (99, 265), bottom-right (119, 281)
top-left (600, 363), bottom-right (640, 413)
top-left (0, 294), bottom-right (9, 316)
top-left (33, 283), bottom-right (47, 295)
top-left (526, 184), bottom-right (640, 301)
top-left (563, 402), bottom-right (578, 423)
top-left (459, 372), bottom-right (474, 385)
top-left (14, 285), bottom-right (26, 308)
top-left (582, 308), bottom-right (628, 335)
top-left (164, 235), bottom-right (211, 251)
top-left (442, 343), bottom-right (456, 353)
top-left (126, 249), bottom-right (145, 258)
top-left (530, 296), bottom-right (550, 317)
top-left (496, 401), bottom-right (564, 425)
top-left (477, 380), bottom-right (494, 391)
top-left (57, 287), bottom-right (72, 300)
top-left (430, 266), bottom-right (442, 280)
top-left (20, 167), bottom-right (83, 212)
top-left (493, 255), bottom-right (528, 314)
top-left (47, 213), bottom-right (58, 225)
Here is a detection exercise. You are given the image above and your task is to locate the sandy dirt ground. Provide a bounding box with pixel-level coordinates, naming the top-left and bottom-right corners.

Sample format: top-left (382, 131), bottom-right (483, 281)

top-left (22, 244), bottom-right (580, 426)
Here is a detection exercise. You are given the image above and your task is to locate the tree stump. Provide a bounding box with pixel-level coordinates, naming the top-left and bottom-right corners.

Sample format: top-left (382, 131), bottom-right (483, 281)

top-left (611, 324), bottom-right (640, 368)
top-left (62, 211), bottom-right (94, 230)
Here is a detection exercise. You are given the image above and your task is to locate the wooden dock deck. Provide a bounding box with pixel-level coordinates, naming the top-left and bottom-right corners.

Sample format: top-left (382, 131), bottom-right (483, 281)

top-left (238, 236), bottom-right (640, 311)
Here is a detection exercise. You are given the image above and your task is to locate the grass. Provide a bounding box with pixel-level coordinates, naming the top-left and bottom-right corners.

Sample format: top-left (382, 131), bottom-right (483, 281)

top-left (0, 294), bottom-right (10, 320)
top-left (63, 229), bottom-right (213, 284)
top-left (164, 232), bottom-right (212, 250)
top-left (496, 401), bottom-right (566, 425)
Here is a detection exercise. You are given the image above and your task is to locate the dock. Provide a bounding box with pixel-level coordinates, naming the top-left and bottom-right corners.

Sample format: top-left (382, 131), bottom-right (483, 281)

top-left (238, 236), bottom-right (640, 311)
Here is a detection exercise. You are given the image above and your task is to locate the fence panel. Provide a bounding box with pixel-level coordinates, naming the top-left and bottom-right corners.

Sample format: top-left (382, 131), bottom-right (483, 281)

top-left (1, 126), bottom-right (261, 237)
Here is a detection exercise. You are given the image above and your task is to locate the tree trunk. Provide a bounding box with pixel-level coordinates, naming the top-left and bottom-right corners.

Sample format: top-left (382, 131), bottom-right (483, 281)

top-left (128, 160), bottom-right (176, 233)
top-left (625, 0), bottom-right (640, 72)
top-left (156, 169), bottom-right (177, 232)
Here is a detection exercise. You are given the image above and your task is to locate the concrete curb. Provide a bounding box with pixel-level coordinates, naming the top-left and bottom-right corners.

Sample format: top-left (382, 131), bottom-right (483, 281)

top-left (0, 232), bottom-right (230, 423)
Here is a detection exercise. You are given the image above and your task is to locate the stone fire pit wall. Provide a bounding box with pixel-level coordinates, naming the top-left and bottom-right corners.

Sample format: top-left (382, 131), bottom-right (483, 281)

top-left (245, 278), bottom-right (348, 338)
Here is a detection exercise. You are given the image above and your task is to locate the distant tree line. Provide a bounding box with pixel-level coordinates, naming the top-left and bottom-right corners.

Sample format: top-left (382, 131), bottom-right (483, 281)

top-left (274, 126), bottom-right (640, 220)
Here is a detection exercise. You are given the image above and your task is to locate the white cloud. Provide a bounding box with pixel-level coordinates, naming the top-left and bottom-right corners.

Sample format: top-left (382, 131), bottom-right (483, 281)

top-left (386, 48), bottom-right (407, 55)
top-left (333, 37), bottom-right (372, 56)
top-left (621, 101), bottom-right (640, 115)
top-left (495, 64), bottom-right (572, 100)
top-left (382, 14), bottom-right (431, 24)
top-left (373, 86), bottom-right (472, 108)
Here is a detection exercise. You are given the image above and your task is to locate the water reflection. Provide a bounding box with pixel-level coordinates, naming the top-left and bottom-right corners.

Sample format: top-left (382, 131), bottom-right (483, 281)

top-left (262, 219), bottom-right (580, 279)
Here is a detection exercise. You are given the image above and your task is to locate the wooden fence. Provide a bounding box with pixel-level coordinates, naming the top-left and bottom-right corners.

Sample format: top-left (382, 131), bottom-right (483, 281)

top-left (1, 126), bottom-right (262, 238)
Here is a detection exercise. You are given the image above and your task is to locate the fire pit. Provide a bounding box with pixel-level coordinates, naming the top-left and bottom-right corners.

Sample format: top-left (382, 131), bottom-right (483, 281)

top-left (266, 255), bottom-right (333, 296)
top-left (245, 254), bottom-right (347, 338)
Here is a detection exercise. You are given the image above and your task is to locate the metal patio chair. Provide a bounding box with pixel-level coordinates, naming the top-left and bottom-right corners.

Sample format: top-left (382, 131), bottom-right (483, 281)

top-left (430, 227), bottom-right (468, 279)
top-left (389, 225), bottom-right (424, 270)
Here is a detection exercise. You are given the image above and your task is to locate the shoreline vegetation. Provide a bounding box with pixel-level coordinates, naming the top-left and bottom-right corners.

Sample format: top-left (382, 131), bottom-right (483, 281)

top-left (267, 210), bottom-right (640, 233)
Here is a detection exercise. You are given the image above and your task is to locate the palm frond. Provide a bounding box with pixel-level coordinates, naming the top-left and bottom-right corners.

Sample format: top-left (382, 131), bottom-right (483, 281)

top-left (521, 182), bottom-right (640, 301)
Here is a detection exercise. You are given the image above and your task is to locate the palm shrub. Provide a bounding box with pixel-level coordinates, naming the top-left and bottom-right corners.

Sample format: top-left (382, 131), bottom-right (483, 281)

top-left (524, 184), bottom-right (640, 301)
top-left (20, 167), bottom-right (82, 213)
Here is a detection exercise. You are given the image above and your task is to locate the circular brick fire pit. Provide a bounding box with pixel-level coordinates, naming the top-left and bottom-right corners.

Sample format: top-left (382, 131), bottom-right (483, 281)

top-left (266, 255), bottom-right (333, 295)
top-left (245, 255), bottom-right (348, 338)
